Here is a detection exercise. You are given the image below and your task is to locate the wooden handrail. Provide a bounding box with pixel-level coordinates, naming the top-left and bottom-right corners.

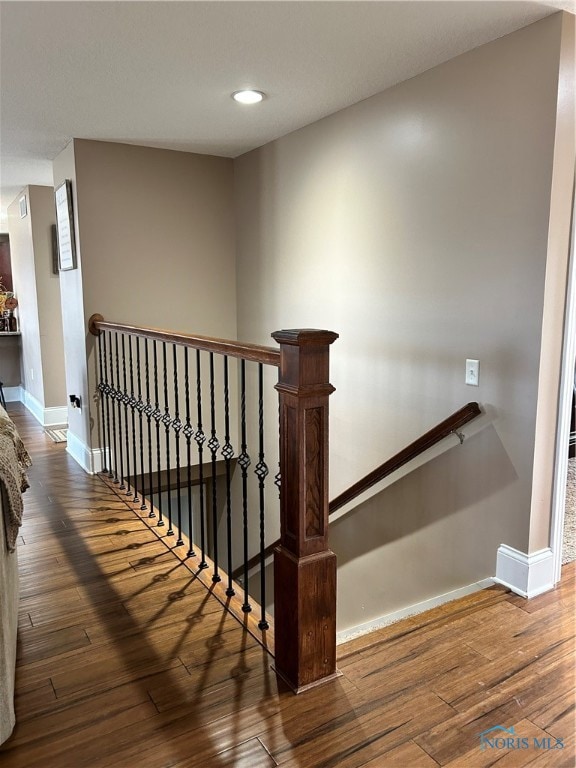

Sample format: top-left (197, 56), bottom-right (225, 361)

top-left (88, 314), bottom-right (281, 367)
top-left (329, 401), bottom-right (481, 514)
top-left (234, 401), bottom-right (482, 579)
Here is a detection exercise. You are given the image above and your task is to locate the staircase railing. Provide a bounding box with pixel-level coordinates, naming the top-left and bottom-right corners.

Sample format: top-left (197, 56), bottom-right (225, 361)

top-left (89, 315), bottom-right (338, 693)
top-left (329, 401), bottom-right (481, 513)
top-left (234, 401), bottom-right (482, 578)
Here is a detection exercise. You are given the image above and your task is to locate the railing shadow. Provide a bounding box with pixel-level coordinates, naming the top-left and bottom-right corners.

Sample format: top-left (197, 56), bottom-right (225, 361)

top-left (330, 423), bottom-right (519, 631)
top-left (332, 424), bottom-right (517, 565)
top-left (3, 407), bottom-right (279, 767)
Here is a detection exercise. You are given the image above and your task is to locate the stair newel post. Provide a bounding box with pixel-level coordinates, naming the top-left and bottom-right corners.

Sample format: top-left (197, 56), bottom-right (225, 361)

top-left (272, 328), bottom-right (339, 693)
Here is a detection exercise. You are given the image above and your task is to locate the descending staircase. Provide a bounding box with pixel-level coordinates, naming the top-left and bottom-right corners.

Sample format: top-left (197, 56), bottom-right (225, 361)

top-left (88, 314), bottom-right (481, 692)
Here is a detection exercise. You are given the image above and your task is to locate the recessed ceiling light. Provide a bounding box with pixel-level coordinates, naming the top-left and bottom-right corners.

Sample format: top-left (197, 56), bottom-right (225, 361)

top-left (232, 90), bottom-right (265, 105)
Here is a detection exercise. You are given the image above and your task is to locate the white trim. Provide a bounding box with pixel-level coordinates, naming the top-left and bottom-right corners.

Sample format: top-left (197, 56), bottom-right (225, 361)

top-left (66, 431), bottom-right (104, 475)
top-left (336, 578), bottom-right (494, 645)
top-left (2, 386), bottom-right (22, 403)
top-left (22, 389), bottom-right (44, 424)
top-left (43, 406), bottom-right (68, 427)
top-left (20, 389), bottom-right (68, 428)
top-left (494, 544), bottom-right (555, 599)
top-left (551, 181), bottom-right (575, 584)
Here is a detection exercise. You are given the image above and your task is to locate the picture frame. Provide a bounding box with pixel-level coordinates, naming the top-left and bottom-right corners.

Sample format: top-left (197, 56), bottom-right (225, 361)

top-left (54, 179), bottom-right (77, 271)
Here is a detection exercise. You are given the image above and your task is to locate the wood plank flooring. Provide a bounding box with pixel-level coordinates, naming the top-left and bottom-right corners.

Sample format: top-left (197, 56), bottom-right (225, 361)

top-left (1, 402), bottom-right (574, 767)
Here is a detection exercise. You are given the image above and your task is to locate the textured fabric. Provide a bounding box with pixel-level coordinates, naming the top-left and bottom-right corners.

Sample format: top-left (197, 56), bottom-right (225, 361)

top-left (563, 457), bottom-right (576, 565)
top-left (0, 492), bottom-right (19, 745)
top-left (0, 405), bottom-right (27, 746)
top-left (0, 404), bottom-right (31, 552)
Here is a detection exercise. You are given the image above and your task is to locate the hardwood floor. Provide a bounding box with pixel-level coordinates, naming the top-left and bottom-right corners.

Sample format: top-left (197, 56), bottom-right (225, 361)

top-left (1, 402), bottom-right (574, 767)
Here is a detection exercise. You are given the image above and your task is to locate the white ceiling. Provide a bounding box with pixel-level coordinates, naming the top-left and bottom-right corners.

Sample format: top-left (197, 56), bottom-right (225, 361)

top-left (0, 0), bottom-right (572, 228)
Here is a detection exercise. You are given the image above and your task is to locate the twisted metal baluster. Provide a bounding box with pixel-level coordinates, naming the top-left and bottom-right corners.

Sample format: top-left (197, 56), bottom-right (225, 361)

top-left (238, 360), bottom-right (252, 614)
top-left (136, 337), bottom-right (147, 510)
top-left (162, 342), bottom-right (173, 536)
top-left (153, 340), bottom-right (164, 527)
top-left (173, 344), bottom-right (183, 546)
top-left (107, 332), bottom-right (119, 482)
top-left (102, 331), bottom-right (114, 479)
top-left (184, 347), bottom-right (195, 557)
top-left (121, 334), bottom-right (132, 496)
top-left (195, 350), bottom-right (208, 569)
top-left (208, 352), bottom-right (220, 583)
top-left (222, 356), bottom-right (235, 596)
top-left (144, 339), bottom-right (155, 518)
top-left (128, 335), bottom-right (139, 503)
top-left (255, 363), bottom-right (269, 630)
top-left (115, 333), bottom-right (125, 489)
top-left (96, 333), bottom-right (108, 473)
top-left (274, 397), bottom-right (282, 498)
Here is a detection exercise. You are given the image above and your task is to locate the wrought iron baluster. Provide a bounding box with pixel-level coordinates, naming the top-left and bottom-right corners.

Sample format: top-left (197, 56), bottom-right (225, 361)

top-left (255, 363), bottom-right (269, 630)
top-left (136, 337), bottom-right (146, 510)
top-left (102, 331), bottom-right (114, 479)
top-left (153, 340), bottom-right (164, 527)
top-left (107, 332), bottom-right (119, 482)
top-left (274, 398), bottom-right (281, 496)
top-left (115, 333), bottom-right (125, 488)
top-left (128, 335), bottom-right (139, 503)
top-left (172, 345), bottom-right (183, 546)
top-left (121, 334), bottom-right (132, 496)
top-left (208, 352), bottom-right (220, 583)
top-left (144, 339), bottom-right (155, 518)
top-left (96, 332), bottom-right (108, 474)
top-left (222, 356), bottom-right (235, 596)
top-left (184, 347), bottom-right (195, 557)
top-left (238, 360), bottom-right (252, 614)
top-left (195, 350), bottom-right (208, 569)
top-left (162, 342), bottom-right (173, 536)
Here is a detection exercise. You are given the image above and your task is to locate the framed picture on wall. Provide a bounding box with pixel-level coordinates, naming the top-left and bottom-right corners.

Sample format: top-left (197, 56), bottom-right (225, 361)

top-left (55, 179), bottom-right (77, 271)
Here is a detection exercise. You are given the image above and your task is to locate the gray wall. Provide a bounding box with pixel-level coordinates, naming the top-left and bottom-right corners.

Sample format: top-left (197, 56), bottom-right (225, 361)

top-left (7, 185), bottom-right (66, 413)
top-left (234, 16), bottom-right (563, 631)
top-left (53, 140), bottom-right (237, 453)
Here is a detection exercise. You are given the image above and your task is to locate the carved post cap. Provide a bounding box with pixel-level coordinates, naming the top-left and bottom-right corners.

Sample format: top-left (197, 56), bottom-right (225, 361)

top-left (272, 329), bottom-right (339, 346)
top-left (88, 313), bottom-right (104, 336)
top-left (273, 329), bottom-right (339, 393)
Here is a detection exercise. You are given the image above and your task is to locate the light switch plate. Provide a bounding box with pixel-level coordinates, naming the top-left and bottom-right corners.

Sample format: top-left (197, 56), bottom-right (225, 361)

top-left (466, 359), bottom-right (479, 386)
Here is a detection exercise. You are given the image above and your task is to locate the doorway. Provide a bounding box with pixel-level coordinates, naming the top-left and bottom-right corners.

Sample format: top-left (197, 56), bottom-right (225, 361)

top-left (551, 181), bottom-right (576, 581)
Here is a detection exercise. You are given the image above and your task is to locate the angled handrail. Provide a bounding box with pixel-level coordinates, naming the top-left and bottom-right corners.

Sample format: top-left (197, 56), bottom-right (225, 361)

top-left (88, 314), bottom-right (281, 367)
top-left (234, 401), bottom-right (481, 579)
top-left (329, 401), bottom-right (481, 513)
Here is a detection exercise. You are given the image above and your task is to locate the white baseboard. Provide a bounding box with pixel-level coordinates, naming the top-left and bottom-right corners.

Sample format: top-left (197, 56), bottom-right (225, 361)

top-left (2, 385), bottom-right (22, 403)
top-left (21, 389), bottom-right (68, 428)
top-left (494, 544), bottom-right (555, 598)
top-left (336, 578), bottom-right (495, 645)
top-left (66, 431), bottom-right (105, 475)
top-left (43, 406), bottom-right (68, 427)
top-left (22, 389), bottom-right (43, 424)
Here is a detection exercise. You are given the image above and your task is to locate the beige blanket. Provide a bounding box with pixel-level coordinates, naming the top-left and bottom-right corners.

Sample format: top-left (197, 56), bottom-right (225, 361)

top-left (0, 405), bottom-right (30, 746)
top-left (0, 404), bottom-right (31, 551)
